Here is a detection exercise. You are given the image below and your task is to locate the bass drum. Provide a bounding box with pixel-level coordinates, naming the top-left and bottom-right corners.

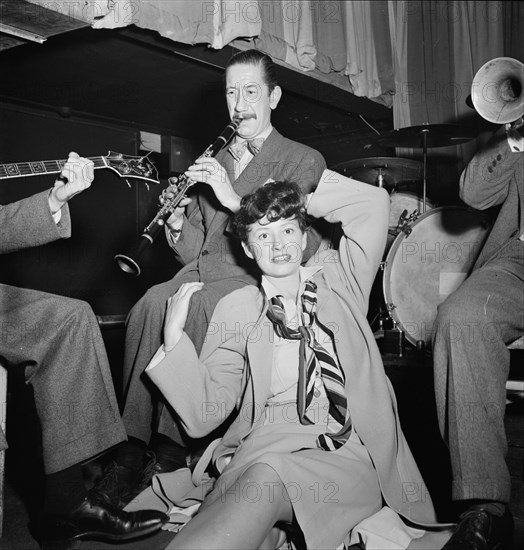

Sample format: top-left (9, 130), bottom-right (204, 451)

top-left (389, 191), bottom-right (436, 228)
top-left (387, 191), bottom-right (436, 252)
top-left (382, 206), bottom-right (492, 348)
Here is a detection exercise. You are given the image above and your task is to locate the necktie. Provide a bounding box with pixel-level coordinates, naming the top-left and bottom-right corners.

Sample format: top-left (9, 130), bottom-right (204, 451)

top-left (228, 137), bottom-right (265, 162)
top-left (265, 280), bottom-right (352, 451)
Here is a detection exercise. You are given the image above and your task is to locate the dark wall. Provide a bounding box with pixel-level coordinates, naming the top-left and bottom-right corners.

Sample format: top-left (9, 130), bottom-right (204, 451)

top-left (0, 106), bottom-right (182, 316)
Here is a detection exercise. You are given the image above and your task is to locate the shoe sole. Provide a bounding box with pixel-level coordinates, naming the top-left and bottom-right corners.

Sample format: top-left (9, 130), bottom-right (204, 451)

top-left (44, 520), bottom-right (165, 545)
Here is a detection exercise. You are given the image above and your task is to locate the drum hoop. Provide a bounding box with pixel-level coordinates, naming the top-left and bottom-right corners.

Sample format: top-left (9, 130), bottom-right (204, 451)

top-left (389, 189), bottom-right (435, 203)
top-left (382, 205), bottom-right (492, 345)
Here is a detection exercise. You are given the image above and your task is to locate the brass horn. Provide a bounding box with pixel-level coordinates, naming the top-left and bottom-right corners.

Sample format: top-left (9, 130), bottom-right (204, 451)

top-left (471, 57), bottom-right (524, 124)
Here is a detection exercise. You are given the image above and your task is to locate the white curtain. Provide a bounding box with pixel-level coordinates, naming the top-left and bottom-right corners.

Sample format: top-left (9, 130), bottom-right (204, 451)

top-left (387, 1), bottom-right (508, 189)
top-left (25, 0), bottom-right (520, 117)
top-left (25, 1), bottom-right (394, 101)
top-left (235, 1), bottom-right (394, 101)
top-left (344, 1), bottom-right (391, 98)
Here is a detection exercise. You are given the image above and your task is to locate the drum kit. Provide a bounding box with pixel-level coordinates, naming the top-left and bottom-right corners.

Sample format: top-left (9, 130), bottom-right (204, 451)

top-left (331, 123), bottom-right (492, 355)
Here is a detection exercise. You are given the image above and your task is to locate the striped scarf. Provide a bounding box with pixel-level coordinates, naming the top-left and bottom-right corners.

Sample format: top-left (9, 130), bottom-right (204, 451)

top-left (265, 280), bottom-right (352, 451)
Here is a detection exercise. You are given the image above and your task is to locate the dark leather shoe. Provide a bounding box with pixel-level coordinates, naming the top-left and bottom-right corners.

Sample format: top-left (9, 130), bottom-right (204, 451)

top-left (38, 492), bottom-right (168, 546)
top-left (443, 503), bottom-right (514, 550)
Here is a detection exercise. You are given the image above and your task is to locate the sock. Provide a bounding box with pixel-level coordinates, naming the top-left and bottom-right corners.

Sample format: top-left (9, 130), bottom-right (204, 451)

top-left (116, 436), bottom-right (147, 471)
top-left (150, 433), bottom-right (187, 468)
top-left (44, 464), bottom-right (86, 515)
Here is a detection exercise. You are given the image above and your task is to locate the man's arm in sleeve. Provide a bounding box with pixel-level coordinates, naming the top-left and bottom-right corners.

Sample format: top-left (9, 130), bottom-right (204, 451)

top-left (165, 197), bottom-right (205, 265)
top-left (0, 190), bottom-right (71, 255)
top-left (460, 125), bottom-right (523, 210)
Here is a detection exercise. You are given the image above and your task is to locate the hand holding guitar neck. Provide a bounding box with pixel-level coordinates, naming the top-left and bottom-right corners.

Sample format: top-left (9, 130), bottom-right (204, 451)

top-left (48, 152), bottom-right (94, 213)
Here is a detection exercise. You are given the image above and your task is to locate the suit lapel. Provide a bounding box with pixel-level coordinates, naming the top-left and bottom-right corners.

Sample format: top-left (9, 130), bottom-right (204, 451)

top-left (232, 128), bottom-right (282, 195)
top-left (217, 148), bottom-right (235, 185)
top-left (206, 129), bottom-right (282, 237)
top-left (244, 298), bottom-right (273, 429)
top-left (204, 149), bottom-right (236, 236)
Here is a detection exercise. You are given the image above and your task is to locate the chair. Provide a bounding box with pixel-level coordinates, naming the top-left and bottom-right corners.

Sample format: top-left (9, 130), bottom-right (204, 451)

top-left (508, 335), bottom-right (524, 350)
top-left (507, 335), bottom-right (524, 393)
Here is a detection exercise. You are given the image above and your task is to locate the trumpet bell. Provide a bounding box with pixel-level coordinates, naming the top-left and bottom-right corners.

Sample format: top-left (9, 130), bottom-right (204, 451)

top-left (471, 57), bottom-right (524, 124)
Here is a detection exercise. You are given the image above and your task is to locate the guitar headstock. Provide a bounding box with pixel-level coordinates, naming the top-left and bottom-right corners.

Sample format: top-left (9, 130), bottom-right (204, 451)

top-left (104, 151), bottom-right (159, 185)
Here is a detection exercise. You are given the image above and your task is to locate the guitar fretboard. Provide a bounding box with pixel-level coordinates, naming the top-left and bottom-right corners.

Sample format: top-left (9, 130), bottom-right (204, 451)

top-left (0, 157), bottom-right (106, 179)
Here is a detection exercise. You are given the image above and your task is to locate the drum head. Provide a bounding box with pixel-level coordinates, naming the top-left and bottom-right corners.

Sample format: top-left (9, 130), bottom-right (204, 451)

top-left (386, 191), bottom-right (436, 255)
top-left (389, 191), bottom-right (435, 229)
top-left (383, 206), bottom-right (491, 348)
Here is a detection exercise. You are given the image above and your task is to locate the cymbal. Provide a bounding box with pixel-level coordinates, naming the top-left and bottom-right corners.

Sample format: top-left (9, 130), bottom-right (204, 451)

top-left (377, 124), bottom-right (477, 148)
top-left (331, 157), bottom-right (423, 190)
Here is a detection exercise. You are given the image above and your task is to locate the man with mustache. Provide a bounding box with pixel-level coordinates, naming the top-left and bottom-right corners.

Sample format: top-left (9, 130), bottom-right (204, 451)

top-left (105, 49), bottom-right (326, 505)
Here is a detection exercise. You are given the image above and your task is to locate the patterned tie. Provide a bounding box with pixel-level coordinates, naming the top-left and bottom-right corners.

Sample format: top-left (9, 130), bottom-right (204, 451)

top-left (265, 280), bottom-right (352, 451)
top-left (228, 137), bottom-right (265, 162)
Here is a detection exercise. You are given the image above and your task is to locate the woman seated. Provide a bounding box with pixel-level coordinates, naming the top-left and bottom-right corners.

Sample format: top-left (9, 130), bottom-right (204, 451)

top-left (145, 170), bottom-right (438, 549)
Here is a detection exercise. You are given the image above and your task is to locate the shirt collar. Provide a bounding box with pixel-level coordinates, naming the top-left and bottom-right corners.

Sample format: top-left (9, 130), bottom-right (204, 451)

top-left (233, 123), bottom-right (273, 146)
top-left (261, 265), bottom-right (323, 301)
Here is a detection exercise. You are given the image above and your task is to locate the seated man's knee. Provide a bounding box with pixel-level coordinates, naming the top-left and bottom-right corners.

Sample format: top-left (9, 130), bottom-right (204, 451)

top-left (187, 287), bottom-right (219, 325)
top-left (435, 291), bottom-right (493, 346)
top-left (56, 296), bottom-right (96, 324)
top-left (45, 296), bottom-right (102, 344)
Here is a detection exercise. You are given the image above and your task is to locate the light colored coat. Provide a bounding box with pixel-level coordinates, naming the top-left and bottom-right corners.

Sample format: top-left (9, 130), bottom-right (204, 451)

top-left (149, 170), bottom-right (438, 526)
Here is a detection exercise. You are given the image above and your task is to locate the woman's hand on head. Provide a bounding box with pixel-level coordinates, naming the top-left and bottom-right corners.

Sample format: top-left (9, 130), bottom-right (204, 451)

top-left (163, 282), bottom-right (204, 351)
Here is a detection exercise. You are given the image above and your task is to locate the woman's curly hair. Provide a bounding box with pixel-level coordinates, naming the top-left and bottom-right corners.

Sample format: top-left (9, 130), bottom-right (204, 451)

top-left (231, 181), bottom-right (309, 243)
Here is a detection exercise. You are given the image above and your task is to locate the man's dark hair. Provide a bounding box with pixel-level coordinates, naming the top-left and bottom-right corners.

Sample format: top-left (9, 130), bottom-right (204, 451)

top-left (232, 181), bottom-right (308, 243)
top-left (225, 49), bottom-right (279, 92)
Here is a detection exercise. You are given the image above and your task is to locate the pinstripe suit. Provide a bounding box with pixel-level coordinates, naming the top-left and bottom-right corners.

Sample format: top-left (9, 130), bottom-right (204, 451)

top-left (0, 190), bottom-right (126, 473)
top-left (432, 126), bottom-right (524, 503)
top-left (121, 129), bottom-right (326, 447)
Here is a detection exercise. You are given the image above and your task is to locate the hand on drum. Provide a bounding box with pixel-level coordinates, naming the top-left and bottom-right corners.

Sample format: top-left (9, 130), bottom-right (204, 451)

top-left (164, 282), bottom-right (204, 351)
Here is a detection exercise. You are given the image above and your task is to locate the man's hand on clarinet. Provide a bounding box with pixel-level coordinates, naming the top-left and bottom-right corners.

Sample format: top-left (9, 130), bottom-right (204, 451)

top-left (185, 157), bottom-right (242, 213)
top-left (48, 152), bottom-right (94, 214)
top-left (160, 182), bottom-right (192, 231)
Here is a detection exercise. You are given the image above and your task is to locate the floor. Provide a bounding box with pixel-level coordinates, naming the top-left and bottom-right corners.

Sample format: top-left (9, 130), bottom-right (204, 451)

top-left (1, 330), bottom-right (523, 550)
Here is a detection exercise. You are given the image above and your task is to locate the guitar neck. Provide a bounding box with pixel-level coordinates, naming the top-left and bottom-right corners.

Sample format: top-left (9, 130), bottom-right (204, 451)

top-left (0, 157), bottom-right (106, 180)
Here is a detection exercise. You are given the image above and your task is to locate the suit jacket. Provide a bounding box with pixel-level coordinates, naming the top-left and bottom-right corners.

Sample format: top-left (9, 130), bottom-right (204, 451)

top-left (170, 128), bottom-right (326, 284)
top-left (459, 125), bottom-right (524, 270)
top-left (0, 189), bottom-right (71, 255)
top-left (149, 170), bottom-right (438, 527)
top-left (0, 190), bottom-right (71, 450)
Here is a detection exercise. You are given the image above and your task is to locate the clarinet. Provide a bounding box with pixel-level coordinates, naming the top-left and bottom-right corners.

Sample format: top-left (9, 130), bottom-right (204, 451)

top-left (115, 115), bottom-right (243, 276)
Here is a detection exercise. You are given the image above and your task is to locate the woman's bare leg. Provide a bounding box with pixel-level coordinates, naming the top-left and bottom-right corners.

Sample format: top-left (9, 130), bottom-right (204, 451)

top-left (166, 463), bottom-right (294, 550)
